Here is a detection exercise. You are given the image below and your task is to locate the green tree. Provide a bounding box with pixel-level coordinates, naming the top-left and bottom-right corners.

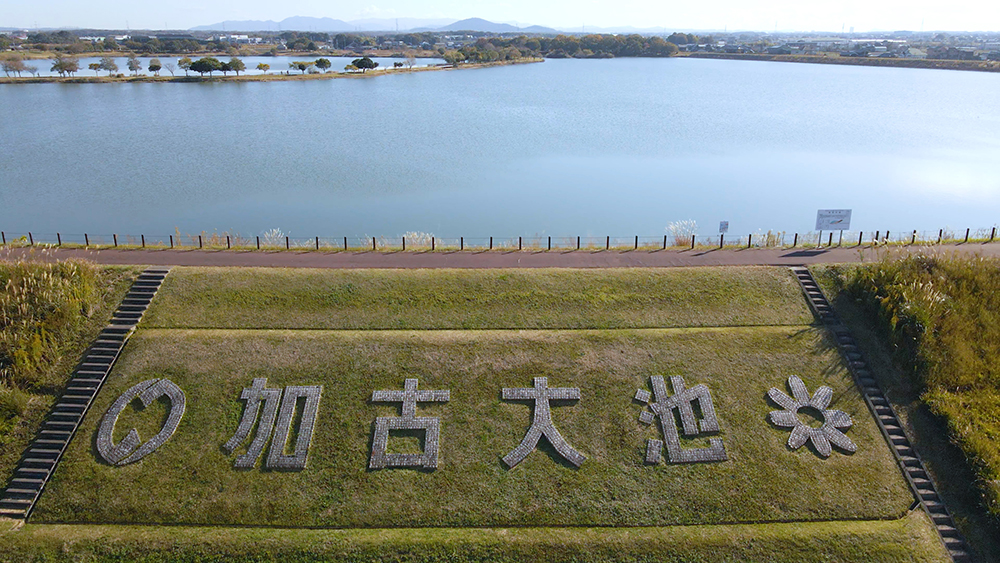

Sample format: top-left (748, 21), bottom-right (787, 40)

top-left (228, 57), bottom-right (245, 76)
top-left (126, 54), bottom-right (141, 75)
top-left (442, 50), bottom-right (465, 65)
top-left (178, 56), bottom-right (193, 76)
top-left (219, 61), bottom-right (232, 76)
top-left (314, 57), bottom-right (331, 72)
top-left (290, 60), bottom-right (312, 74)
top-left (88, 62), bottom-right (101, 76)
top-left (351, 56), bottom-right (377, 72)
top-left (189, 57), bottom-right (222, 76)
top-left (50, 55), bottom-right (79, 77)
top-left (99, 56), bottom-right (118, 75)
top-left (256, 62), bottom-right (270, 74)
top-left (101, 37), bottom-right (118, 51)
top-left (344, 64), bottom-right (358, 72)
top-left (148, 57), bottom-right (162, 76)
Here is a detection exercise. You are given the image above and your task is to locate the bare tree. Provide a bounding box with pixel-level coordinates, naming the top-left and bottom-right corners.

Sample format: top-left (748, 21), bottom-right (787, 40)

top-left (405, 50), bottom-right (417, 69)
top-left (163, 62), bottom-right (176, 76)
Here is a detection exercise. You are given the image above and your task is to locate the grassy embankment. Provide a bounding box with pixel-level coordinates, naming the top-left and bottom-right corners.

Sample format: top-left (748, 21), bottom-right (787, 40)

top-left (0, 58), bottom-right (543, 84)
top-left (686, 51), bottom-right (1000, 73)
top-left (815, 254), bottom-right (1000, 561)
top-left (0, 252), bottom-right (139, 485)
top-left (3, 267), bottom-right (947, 560)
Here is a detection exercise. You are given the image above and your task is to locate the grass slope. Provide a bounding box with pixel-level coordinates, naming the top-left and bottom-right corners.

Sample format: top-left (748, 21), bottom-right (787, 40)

top-left (143, 267), bottom-right (813, 329)
top-left (0, 511), bottom-right (949, 563)
top-left (34, 327), bottom-right (911, 527)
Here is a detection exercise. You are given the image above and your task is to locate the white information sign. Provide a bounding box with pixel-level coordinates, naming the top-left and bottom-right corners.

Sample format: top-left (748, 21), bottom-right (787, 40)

top-left (815, 210), bottom-right (852, 231)
top-left (719, 221), bottom-right (729, 234)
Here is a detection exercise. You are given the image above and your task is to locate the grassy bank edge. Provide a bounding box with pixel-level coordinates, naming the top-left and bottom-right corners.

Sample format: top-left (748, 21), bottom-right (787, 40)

top-left (0, 511), bottom-right (949, 563)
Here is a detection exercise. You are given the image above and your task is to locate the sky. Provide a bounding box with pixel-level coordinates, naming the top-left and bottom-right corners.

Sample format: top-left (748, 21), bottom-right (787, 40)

top-left (3, 0), bottom-right (999, 32)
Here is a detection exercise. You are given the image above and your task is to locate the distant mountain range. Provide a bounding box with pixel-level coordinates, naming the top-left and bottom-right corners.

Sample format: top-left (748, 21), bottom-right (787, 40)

top-left (190, 16), bottom-right (559, 34)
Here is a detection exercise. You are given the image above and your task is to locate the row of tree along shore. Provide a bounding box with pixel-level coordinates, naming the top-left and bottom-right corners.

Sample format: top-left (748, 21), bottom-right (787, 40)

top-left (0, 56), bottom-right (543, 83)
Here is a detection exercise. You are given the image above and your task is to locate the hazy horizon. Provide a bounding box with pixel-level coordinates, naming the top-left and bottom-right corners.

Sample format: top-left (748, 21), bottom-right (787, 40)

top-left (3, 0), bottom-right (999, 34)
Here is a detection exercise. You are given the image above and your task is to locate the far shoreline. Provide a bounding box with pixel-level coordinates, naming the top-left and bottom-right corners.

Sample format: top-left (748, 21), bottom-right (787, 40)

top-left (683, 51), bottom-right (1000, 73)
top-left (0, 58), bottom-right (543, 84)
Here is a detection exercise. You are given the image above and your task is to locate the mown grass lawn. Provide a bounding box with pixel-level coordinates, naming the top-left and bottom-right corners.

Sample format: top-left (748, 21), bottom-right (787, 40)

top-left (143, 267), bottom-right (813, 330)
top-left (0, 511), bottom-right (949, 563)
top-left (34, 326), bottom-right (910, 527)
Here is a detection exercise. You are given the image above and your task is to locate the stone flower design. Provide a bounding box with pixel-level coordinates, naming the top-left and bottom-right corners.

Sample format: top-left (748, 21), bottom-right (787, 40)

top-left (768, 376), bottom-right (856, 457)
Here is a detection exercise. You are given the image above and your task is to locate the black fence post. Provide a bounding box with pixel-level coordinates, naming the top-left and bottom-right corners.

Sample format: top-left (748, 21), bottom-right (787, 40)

top-left (719, 234), bottom-right (724, 249)
top-left (885, 230), bottom-right (890, 243)
top-left (1, 231), bottom-right (4, 245)
top-left (285, 236), bottom-right (289, 250)
top-left (634, 235), bottom-right (638, 250)
top-left (432, 237), bottom-right (435, 251)
top-left (828, 232), bottom-right (833, 246)
top-left (113, 234), bottom-right (117, 247)
top-left (199, 235), bottom-right (203, 249)
top-left (461, 237), bottom-right (464, 251)
top-left (547, 236), bottom-right (551, 250)
top-left (792, 233), bottom-right (797, 247)
top-left (402, 236), bottom-right (406, 251)
top-left (690, 234), bottom-right (695, 250)
top-left (964, 228), bottom-right (970, 243)
top-left (911, 230), bottom-right (916, 244)
top-left (315, 236), bottom-right (319, 250)
top-left (489, 236), bottom-right (493, 250)
top-left (27, 232), bottom-right (33, 246)
top-left (606, 236), bottom-right (609, 250)
top-left (577, 236), bottom-right (580, 250)
top-left (938, 229), bottom-right (943, 243)
top-left (57, 233), bottom-right (62, 246)
top-left (85, 233), bottom-right (89, 246)
top-left (141, 234), bottom-right (145, 248)
top-left (991, 227), bottom-right (996, 242)
top-left (747, 234), bottom-right (752, 249)
top-left (372, 237), bottom-right (376, 251)
top-left (227, 235), bottom-right (231, 249)
top-left (256, 236), bottom-right (260, 250)
top-left (344, 236), bottom-right (348, 250)
top-left (170, 235), bottom-right (174, 249)
top-left (518, 236), bottom-right (522, 250)
top-left (663, 234), bottom-right (667, 250)
top-left (858, 232), bottom-right (863, 246)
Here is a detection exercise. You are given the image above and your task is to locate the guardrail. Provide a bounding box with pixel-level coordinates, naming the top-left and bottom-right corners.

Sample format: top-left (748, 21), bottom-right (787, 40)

top-left (0, 227), bottom-right (996, 252)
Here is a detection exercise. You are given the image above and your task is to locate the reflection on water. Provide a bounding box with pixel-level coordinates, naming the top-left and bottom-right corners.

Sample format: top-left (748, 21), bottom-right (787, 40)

top-left (1, 58), bottom-right (998, 238)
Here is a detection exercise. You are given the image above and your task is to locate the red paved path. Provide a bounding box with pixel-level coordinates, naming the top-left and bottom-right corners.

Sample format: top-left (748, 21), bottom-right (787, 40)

top-left (4, 243), bottom-right (999, 268)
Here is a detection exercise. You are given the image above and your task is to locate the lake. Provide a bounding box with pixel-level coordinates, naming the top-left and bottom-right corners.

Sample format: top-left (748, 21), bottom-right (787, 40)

top-left (1, 57), bottom-right (999, 242)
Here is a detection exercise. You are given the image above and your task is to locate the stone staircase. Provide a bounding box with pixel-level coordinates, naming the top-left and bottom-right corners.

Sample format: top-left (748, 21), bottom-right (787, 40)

top-left (790, 267), bottom-right (972, 563)
top-left (0, 267), bottom-right (170, 519)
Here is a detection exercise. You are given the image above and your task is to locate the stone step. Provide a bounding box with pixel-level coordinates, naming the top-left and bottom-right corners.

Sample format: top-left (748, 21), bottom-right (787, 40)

top-left (0, 499), bottom-right (32, 509)
top-left (9, 478), bottom-right (44, 487)
top-left (4, 488), bottom-right (40, 498)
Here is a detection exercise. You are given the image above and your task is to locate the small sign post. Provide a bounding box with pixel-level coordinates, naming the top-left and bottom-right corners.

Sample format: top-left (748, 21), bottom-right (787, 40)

top-left (815, 210), bottom-right (851, 247)
top-left (719, 221), bottom-right (729, 248)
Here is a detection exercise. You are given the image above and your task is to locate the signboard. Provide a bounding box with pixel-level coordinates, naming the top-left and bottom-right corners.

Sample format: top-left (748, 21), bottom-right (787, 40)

top-left (719, 221), bottom-right (729, 234)
top-left (815, 209), bottom-right (852, 231)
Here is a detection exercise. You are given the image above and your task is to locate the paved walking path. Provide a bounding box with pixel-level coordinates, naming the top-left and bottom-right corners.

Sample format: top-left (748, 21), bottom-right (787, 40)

top-left (4, 243), bottom-right (999, 269)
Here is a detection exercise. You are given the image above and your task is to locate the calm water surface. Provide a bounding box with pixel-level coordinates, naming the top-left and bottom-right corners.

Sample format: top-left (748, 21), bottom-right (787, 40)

top-left (2, 58), bottom-right (999, 239)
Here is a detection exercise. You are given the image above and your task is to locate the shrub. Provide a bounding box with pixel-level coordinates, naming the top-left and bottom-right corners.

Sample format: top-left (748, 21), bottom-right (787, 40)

top-left (0, 257), bottom-right (97, 389)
